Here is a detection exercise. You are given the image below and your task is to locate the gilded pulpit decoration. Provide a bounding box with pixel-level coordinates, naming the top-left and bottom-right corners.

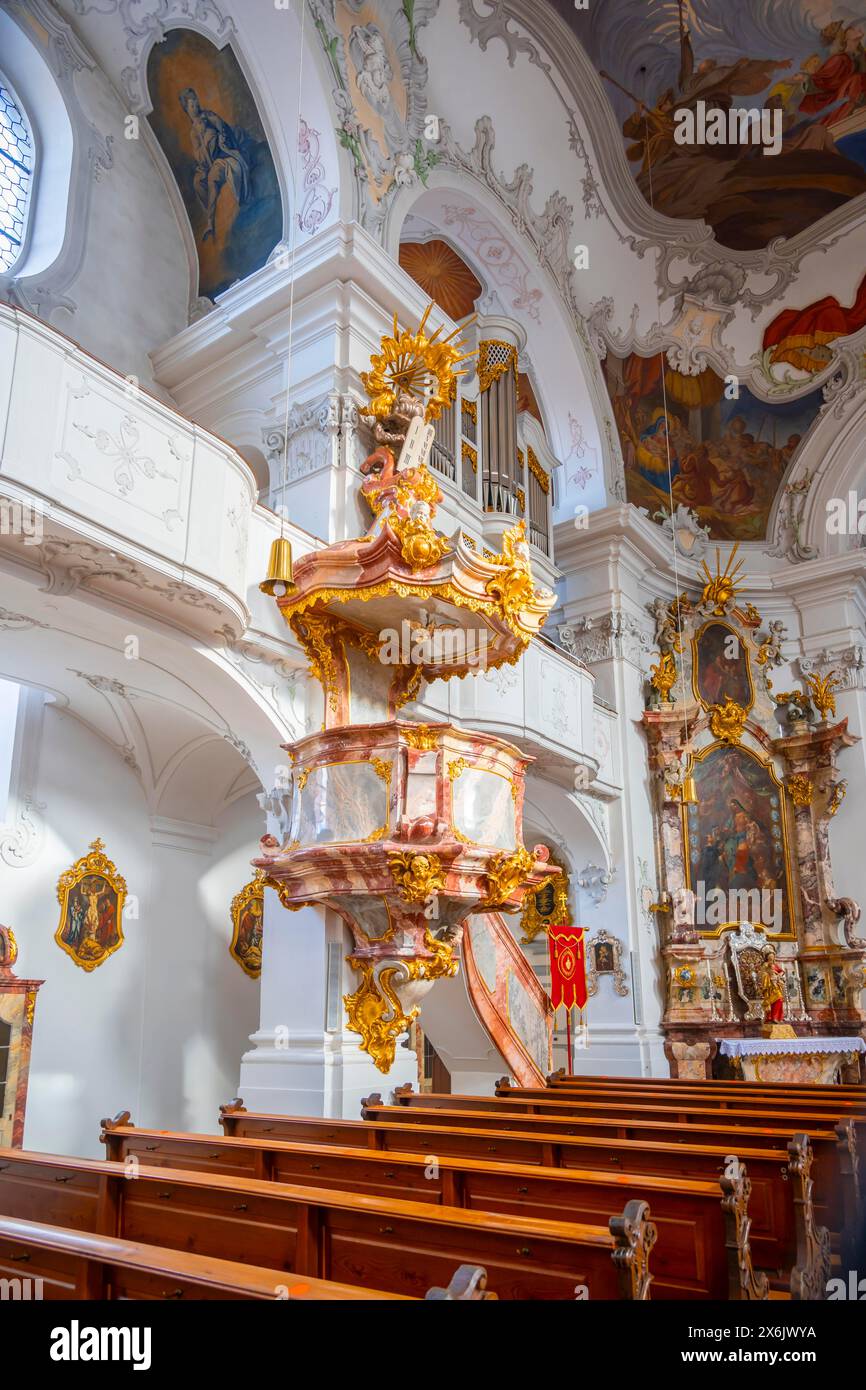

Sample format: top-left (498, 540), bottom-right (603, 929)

top-left (229, 869), bottom-right (265, 979)
top-left (359, 304), bottom-right (474, 425)
top-left (482, 848), bottom-right (535, 910)
top-left (55, 840), bottom-right (127, 973)
top-left (388, 851), bottom-right (446, 905)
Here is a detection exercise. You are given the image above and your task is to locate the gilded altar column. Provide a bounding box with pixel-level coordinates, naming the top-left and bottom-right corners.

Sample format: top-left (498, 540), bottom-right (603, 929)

top-left (773, 716), bottom-right (866, 1038)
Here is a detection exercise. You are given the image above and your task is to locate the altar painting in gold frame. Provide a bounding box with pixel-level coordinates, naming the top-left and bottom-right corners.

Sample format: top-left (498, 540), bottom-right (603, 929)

top-left (681, 742), bottom-right (797, 941)
top-left (692, 619), bottom-right (755, 713)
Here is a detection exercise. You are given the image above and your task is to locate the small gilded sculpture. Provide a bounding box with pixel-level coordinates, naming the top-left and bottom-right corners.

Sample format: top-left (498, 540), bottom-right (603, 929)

top-left (803, 669), bottom-right (839, 723)
top-left (648, 649), bottom-right (677, 706)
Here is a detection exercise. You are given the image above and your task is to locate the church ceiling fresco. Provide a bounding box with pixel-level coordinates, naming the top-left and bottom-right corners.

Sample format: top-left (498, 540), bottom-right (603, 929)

top-left (554, 0), bottom-right (866, 249)
top-left (603, 351), bottom-right (823, 541)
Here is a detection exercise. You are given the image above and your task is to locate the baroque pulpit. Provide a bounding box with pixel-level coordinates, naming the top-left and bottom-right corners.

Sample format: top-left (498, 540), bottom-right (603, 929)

top-left (253, 309), bottom-right (558, 1075)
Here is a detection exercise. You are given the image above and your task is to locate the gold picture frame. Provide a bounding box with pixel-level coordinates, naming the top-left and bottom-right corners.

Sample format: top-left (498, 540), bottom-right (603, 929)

top-left (229, 870), bottom-right (266, 979)
top-left (692, 618), bottom-right (756, 715)
top-left (680, 741), bottom-right (798, 941)
top-left (55, 839), bottom-right (127, 972)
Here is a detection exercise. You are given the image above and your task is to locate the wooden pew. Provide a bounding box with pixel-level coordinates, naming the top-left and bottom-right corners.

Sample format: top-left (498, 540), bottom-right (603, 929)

top-left (0, 1214), bottom-right (437, 1300)
top-left (501, 1077), bottom-right (866, 1118)
top-left (357, 1095), bottom-right (857, 1253)
top-left (546, 1068), bottom-right (866, 1097)
top-left (100, 1115), bottom-right (766, 1300)
top-left (216, 1101), bottom-right (832, 1297)
top-left (389, 1086), bottom-right (866, 1188)
top-left (0, 1147), bottom-right (654, 1300)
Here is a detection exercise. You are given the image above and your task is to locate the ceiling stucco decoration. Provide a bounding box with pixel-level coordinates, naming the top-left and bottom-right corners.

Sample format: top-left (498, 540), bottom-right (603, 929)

top-left (309, 0), bottom-right (440, 235)
top-left (70, 0), bottom-right (237, 111)
top-left (297, 116), bottom-right (338, 234)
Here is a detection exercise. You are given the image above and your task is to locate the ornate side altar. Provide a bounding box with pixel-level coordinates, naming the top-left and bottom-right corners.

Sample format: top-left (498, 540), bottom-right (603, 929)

top-left (642, 547), bottom-right (866, 1080)
top-left (0, 925), bottom-right (42, 1146)
top-left (254, 310), bottom-right (558, 1072)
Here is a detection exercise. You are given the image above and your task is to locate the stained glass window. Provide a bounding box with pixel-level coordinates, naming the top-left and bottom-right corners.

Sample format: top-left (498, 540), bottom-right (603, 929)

top-left (0, 75), bottom-right (33, 273)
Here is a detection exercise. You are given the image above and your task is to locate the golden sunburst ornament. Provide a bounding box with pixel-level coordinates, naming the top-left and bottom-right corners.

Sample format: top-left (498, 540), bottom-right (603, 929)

top-left (360, 302), bottom-right (476, 424)
top-left (700, 543), bottom-right (746, 616)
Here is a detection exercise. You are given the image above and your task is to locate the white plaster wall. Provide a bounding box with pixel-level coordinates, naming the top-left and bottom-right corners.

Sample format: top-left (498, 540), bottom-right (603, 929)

top-left (54, 68), bottom-right (190, 393)
top-left (1, 705), bottom-right (260, 1158)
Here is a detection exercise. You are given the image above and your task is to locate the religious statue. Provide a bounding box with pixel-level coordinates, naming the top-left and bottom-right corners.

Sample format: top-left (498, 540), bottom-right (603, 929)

top-left (759, 944), bottom-right (788, 1034)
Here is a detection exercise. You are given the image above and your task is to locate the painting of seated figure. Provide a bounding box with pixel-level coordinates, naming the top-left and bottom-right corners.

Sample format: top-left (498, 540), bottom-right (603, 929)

top-left (146, 28), bottom-right (282, 301)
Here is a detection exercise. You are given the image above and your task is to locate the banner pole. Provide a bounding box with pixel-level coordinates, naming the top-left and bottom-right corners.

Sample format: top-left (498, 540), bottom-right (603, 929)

top-left (565, 1005), bottom-right (573, 1075)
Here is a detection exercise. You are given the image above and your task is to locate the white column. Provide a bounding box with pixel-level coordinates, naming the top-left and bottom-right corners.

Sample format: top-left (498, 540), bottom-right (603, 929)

top-left (238, 898), bottom-right (416, 1119)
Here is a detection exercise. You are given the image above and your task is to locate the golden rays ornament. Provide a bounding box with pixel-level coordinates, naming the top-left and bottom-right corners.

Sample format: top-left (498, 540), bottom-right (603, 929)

top-left (55, 840), bottom-right (127, 972)
top-left (700, 544), bottom-right (747, 616)
top-left (360, 302), bottom-right (477, 424)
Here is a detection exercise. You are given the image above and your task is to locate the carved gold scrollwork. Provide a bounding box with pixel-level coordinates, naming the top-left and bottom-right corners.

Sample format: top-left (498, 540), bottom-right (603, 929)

top-left (708, 697), bottom-right (748, 745)
top-left (787, 773), bottom-right (814, 808)
top-left (482, 847), bottom-right (534, 909)
top-left (484, 521), bottom-right (536, 631)
top-left (403, 724), bottom-right (440, 751)
top-left (803, 670), bottom-right (839, 722)
top-left (478, 340), bottom-right (518, 394)
top-left (343, 958), bottom-right (418, 1074)
top-left (526, 447), bottom-right (549, 495)
top-left (388, 511), bottom-right (452, 570)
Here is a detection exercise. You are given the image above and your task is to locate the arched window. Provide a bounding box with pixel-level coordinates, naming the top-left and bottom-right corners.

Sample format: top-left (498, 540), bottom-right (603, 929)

top-left (0, 73), bottom-right (34, 273)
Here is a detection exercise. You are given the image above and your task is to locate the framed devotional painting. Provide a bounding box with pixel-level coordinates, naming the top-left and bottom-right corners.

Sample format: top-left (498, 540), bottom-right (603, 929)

top-left (55, 840), bottom-right (127, 972)
top-left (692, 620), bottom-right (755, 712)
top-left (230, 871), bottom-right (265, 979)
top-left (682, 743), bottom-right (797, 940)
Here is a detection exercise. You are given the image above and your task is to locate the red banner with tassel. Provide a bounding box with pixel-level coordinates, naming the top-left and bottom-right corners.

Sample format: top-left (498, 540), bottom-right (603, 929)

top-left (547, 925), bottom-right (587, 1011)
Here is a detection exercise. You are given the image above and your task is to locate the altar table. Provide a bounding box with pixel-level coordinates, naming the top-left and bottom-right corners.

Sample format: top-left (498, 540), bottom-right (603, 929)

top-left (717, 1036), bottom-right (866, 1084)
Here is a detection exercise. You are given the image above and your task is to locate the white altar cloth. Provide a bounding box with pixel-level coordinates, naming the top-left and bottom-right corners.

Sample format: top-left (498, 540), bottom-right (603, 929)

top-left (719, 1037), bottom-right (866, 1058)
